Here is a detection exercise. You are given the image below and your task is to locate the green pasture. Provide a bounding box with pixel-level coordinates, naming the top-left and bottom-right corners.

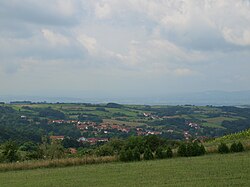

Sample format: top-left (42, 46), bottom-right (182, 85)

top-left (0, 152), bottom-right (250, 187)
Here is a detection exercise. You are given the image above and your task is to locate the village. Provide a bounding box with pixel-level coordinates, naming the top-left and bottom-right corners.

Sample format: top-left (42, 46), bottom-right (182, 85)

top-left (48, 112), bottom-right (202, 144)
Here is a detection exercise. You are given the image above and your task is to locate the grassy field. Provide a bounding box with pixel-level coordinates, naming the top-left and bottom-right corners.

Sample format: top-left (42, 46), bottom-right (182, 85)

top-left (1, 152), bottom-right (250, 187)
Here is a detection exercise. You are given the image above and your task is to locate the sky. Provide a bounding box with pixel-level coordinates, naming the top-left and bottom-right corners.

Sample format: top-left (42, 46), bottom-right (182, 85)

top-left (1, 0), bottom-right (250, 99)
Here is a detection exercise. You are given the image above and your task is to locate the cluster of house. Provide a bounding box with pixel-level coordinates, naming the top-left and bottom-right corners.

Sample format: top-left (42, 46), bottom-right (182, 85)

top-left (76, 121), bottom-right (163, 136)
top-left (188, 122), bottom-right (200, 129)
top-left (143, 113), bottom-right (159, 120)
top-left (48, 116), bottom-right (202, 142)
top-left (76, 121), bottom-right (130, 134)
top-left (49, 120), bottom-right (164, 143)
top-left (49, 135), bottom-right (109, 145)
top-left (77, 137), bottom-right (109, 145)
top-left (49, 120), bottom-right (78, 124)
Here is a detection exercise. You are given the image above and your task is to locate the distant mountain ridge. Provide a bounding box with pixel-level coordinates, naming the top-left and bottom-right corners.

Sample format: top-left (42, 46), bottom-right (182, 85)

top-left (1, 90), bottom-right (250, 106)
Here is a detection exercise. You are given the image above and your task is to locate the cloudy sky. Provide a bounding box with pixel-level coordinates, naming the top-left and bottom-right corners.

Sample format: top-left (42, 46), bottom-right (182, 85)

top-left (1, 0), bottom-right (250, 99)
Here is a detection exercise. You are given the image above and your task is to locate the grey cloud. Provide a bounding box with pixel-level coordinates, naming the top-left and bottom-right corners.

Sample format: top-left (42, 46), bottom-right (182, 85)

top-left (1, 0), bottom-right (250, 97)
top-left (0, 0), bottom-right (83, 26)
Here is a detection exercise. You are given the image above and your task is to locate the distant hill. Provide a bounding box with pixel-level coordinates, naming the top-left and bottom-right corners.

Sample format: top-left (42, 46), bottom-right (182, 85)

top-left (1, 90), bottom-right (250, 105)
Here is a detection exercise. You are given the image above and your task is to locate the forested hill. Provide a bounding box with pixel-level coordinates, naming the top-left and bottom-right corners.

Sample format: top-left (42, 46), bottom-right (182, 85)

top-left (1, 103), bottom-right (250, 144)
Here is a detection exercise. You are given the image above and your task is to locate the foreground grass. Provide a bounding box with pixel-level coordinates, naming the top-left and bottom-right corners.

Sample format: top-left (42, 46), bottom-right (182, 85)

top-left (1, 152), bottom-right (250, 187)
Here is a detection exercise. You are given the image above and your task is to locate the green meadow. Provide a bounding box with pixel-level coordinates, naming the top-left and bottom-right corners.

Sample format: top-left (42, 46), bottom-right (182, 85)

top-left (1, 151), bottom-right (250, 187)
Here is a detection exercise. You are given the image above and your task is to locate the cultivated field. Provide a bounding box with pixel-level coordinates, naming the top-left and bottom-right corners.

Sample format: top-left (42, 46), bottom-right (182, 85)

top-left (1, 151), bottom-right (250, 187)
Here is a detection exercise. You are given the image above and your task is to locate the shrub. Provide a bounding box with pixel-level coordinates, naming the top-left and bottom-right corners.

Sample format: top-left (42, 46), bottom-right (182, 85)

top-left (230, 142), bottom-right (245, 153)
top-left (230, 142), bottom-right (238, 153)
top-left (177, 144), bottom-right (187, 157)
top-left (199, 144), bottom-right (206, 155)
top-left (143, 148), bottom-right (154, 160)
top-left (1, 141), bottom-right (19, 163)
top-left (119, 148), bottom-right (133, 162)
top-left (132, 147), bottom-right (141, 161)
top-left (155, 147), bottom-right (164, 159)
top-left (119, 149), bottom-right (127, 162)
top-left (186, 143), bottom-right (195, 156)
top-left (178, 142), bottom-right (206, 157)
top-left (165, 147), bottom-right (173, 158)
top-left (237, 142), bottom-right (244, 152)
top-left (218, 143), bottom-right (229, 154)
top-left (96, 145), bottom-right (114, 157)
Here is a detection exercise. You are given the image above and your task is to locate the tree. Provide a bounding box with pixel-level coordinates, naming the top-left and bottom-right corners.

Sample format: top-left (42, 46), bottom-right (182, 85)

top-left (177, 143), bottom-right (187, 157)
top-left (230, 142), bottom-right (238, 153)
top-left (186, 143), bottom-right (194, 156)
top-left (165, 147), bottom-right (173, 158)
top-left (231, 142), bottom-right (245, 153)
top-left (38, 137), bottom-right (64, 159)
top-left (237, 142), bottom-right (244, 152)
top-left (107, 138), bottom-right (125, 154)
top-left (144, 135), bottom-right (164, 152)
top-left (126, 136), bottom-right (145, 154)
top-left (62, 137), bottom-right (80, 149)
top-left (143, 148), bottom-right (153, 160)
top-left (218, 143), bottom-right (229, 154)
top-left (1, 141), bottom-right (19, 162)
top-left (48, 140), bottom-right (64, 159)
top-left (96, 144), bottom-right (114, 156)
top-left (19, 141), bottom-right (39, 160)
top-left (199, 144), bottom-right (206, 155)
top-left (119, 149), bottom-right (127, 162)
top-left (155, 147), bottom-right (164, 159)
top-left (192, 142), bottom-right (205, 156)
top-left (119, 148), bottom-right (133, 162)
top-left (132, 147), bottom-right (141, 161)
top-left (177, 142), bottom-right (205, 157)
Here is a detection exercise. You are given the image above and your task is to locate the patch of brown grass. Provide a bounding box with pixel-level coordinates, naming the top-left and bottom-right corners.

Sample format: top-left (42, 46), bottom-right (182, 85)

top-left (0, 156), bottom-right (118, 172)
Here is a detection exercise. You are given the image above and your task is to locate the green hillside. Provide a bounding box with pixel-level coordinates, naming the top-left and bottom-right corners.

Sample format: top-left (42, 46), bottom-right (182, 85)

top-left (204, 129), bottom-right (250, 152)
top-left (2, 103), bottom-right (250, 144)
top-left (0, 151), bottom-right (250, 187)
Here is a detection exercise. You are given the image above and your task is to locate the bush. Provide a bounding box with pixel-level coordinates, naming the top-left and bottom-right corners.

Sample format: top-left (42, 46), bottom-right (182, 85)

top-left (177, 144), bottom-right (187, 157)
top-left (119, 148), bottom-right (139, 162)
top-left (1, 141), bottom-right (19, 163)
top-left (199, 144), bottom-right (206, 155)
top-left (230, 142), bottom-right (245, 153)
top-left (132, 147), bottom-right (141, 161)
top-left (143, 148), bottom-right (154, 160)
top-left (96, 145), bottom-right (114, 157)
top-left (155, 147), bottom-right (164, 159)
top-left (192, 142), bottom-right (206, 156)
top-left (186, 143), bottom-right (195, 156)
top-left (178, 142), bottom-right (206, 157)
top-left (237, 142), bottom-right (244, 152)
top-left (165, 147), bottom-right (173, 158)
top-left (230, 142), bottom-right (238, 153)
top-left (218, 143), bottom-right (229, 154)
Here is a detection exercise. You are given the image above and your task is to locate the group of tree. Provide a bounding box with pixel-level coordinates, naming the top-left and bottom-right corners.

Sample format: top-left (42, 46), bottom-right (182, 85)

top-left (177, 141), bottom-right (206, 157)
top-left (95, 135), bottom-right (175, 162)
top-left (0, 139), bottom-right (65, 163)
top-left (0, 106), bottom-right (81, 144)
top-left (218, 142), bottom-right (244, 154)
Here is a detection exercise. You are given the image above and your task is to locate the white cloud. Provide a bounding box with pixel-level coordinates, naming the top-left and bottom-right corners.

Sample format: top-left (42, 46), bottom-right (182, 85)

top-left (1, 0), bottom-right (250, 96)
top-left (94, 2), bottom-right (111, 19)
top-left (222, 27), bottom-right (250, 46)
top-left (173, 68), bottom-right (194, 77)
top-left (42, 29), bottom-right (70, 46)
top-left (57, 0), bottom-right (77, 17)
top-left (76, 33), bottom-right (97, 55)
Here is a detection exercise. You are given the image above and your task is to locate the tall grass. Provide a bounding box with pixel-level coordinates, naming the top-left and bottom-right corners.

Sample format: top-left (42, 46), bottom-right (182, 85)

top-left (0, 156), bottom-right (117, 172)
